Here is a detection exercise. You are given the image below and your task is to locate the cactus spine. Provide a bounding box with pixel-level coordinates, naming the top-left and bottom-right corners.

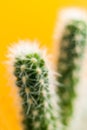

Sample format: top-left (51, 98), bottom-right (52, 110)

top-left (55, 9), bottom-right (87, 129)
top-left (8, 41), bottom-right (58, 130)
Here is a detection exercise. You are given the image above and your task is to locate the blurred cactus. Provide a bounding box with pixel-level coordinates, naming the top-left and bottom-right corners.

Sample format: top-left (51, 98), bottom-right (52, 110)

top-left (8, 41), bottom-right (58, 130)
top-left (55, 8), bottom-right (87, 129)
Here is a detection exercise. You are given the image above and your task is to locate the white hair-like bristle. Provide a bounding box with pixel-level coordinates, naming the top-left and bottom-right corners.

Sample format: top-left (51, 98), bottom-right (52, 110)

top-left (59, 7), bottom-right (87, 23)
top-left (54, 7), bottom-right (87, 40)
top-left (7, 40), bottom-right (50, 71)
top-left (7, 40), bottom-right (41, 64)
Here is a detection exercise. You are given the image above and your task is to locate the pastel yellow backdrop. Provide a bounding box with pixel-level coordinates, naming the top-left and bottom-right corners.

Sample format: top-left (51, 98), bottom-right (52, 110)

top-left (0, 0), bottom-right (87, 130)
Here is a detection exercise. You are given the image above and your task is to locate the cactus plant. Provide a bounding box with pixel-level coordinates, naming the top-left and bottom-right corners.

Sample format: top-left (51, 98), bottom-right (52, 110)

top-left (7, 40), bottom-right (58, 130)
top-left (54, 8), bottom-right (87, 129)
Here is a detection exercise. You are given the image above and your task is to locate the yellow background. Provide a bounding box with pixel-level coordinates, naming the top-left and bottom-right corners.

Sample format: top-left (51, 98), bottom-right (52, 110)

top-left (0, 0), bottom-right (87, 129)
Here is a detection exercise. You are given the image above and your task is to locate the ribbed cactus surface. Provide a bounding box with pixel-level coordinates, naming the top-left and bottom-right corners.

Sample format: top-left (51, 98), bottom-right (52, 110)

top-left (8, 41), bottom-right (58, 130)
top-left (57, 20), bottom-right (87, 127)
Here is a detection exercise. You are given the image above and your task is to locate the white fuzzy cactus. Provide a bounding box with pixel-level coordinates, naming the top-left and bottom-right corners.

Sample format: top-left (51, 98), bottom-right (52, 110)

top-left (7, 40), bottom-right (58, 130)
top-left (54, 8), bottom-right (87, 130)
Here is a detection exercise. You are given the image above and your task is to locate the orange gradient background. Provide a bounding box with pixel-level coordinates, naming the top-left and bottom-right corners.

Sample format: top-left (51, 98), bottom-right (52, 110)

top-left (0, 0), bottom-right (87, 130)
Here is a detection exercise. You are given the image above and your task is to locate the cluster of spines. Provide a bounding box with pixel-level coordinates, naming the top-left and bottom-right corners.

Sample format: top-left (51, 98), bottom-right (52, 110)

top-left (57, 20), bottom-right (87, 128)
top-left (13, 47), bottom-right (58, 130)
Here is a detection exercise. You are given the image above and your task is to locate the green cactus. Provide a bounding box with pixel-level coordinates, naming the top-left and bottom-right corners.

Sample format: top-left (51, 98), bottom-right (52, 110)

top-left (8, 41), bottom-right (58, 130)
top-left (57, 20), bottom-right (87, 128)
